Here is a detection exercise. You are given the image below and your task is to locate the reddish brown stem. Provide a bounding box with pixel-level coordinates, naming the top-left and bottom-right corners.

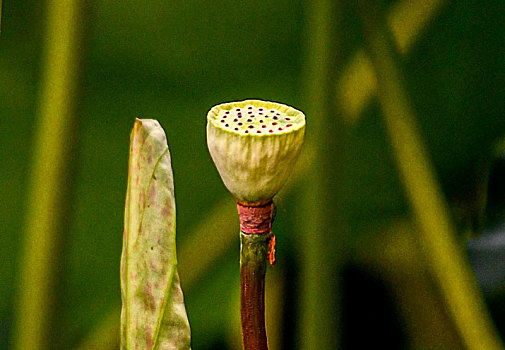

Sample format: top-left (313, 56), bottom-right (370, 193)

top-left (240, 232), bottom-right (271, 350)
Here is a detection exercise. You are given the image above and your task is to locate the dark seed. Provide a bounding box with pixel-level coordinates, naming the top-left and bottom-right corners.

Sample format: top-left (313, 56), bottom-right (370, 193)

top-left (248, 125), bottom-right (254, 129)
top-left (257, 130), bottom-right (262, 134)
top-left (248, 111), bottom-right (252, 114)
top-left (278, 127), bottom-right (283, 131)
top-left (248, 106), bottom-right (252, 109)
top-left (238, 122), bottom-right (243, 126)
top-left (245, 130), bottom-right (249, 133)
top-left (259, 120), bottom-right (263, 123)
top-left (225, 124), bottom-right (229, 127)
top-left (225, 111), bottom-right (230, 114)
top-left (220, 120), bottom-right (225, 123)
top-left (262, 125), bottom-right (266, 128)
top-left (286, 124), bottom-right (292, 127)
top-left (247, 119), bottom-right (252, 122)
top-left (285, 118), bottom-right (290, 121)
top-left (233, 119), bottom-right (238, 122)
top-left (234, 127), bottom-right (239, 131)
top-left (273, 116), bottom-right (278, 120)
top-left (272, 122), bottom-right (277, 125)
top-left (269, 130), bottom-right (273, 133)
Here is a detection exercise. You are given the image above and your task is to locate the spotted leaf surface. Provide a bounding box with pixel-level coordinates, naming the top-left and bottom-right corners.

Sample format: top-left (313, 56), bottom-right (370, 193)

top-left (121, 119), bottom-right (191, 350)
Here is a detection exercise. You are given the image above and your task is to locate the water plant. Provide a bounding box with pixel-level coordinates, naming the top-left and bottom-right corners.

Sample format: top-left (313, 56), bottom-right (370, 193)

top-left (207, 99), bottom-right (306, 349)
top-left (121, 119), bottom-right (191, 349)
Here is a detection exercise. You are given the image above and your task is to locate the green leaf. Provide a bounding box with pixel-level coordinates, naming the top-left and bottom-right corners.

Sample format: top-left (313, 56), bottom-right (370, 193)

top-left (121, 119), bottom-right (191, 350)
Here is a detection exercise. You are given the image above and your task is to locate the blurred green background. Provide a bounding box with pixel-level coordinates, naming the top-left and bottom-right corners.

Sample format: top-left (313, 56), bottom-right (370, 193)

top-left (2, 0), bottom-right (505, 349)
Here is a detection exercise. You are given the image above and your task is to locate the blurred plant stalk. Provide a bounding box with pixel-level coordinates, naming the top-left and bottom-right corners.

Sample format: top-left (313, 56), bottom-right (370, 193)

top-left (12, 1), bottom-right (84, 349)
top-left (337, 0), bottom-right (447, 123)
top-left (298, 0), bottom-right (344, 348)
top-left (357, 1), bottom-right (504, 349)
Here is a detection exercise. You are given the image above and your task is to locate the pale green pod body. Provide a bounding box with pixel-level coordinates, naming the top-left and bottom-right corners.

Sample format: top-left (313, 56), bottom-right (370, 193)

top-left (207, 100), bottom-right (306, 203)
top-left (121, 119), bottom-right (191, 350)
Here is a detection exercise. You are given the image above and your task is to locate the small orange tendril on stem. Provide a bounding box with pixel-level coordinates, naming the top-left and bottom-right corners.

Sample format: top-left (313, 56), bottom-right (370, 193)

top-left (268, 235), bottom-right (276, 266)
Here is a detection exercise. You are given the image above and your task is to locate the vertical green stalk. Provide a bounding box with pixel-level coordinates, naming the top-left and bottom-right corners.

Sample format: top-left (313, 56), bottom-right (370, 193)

top-left (357, 1), bottom-right (503, 349)
top-left (240, 232), bottom-right (271, 350)
top-left (299, 0), bottom-right (342, 349)
top-left (12, 1), bottom-right (83, 349)
top-left (0, 0), bottom-right (3, 36)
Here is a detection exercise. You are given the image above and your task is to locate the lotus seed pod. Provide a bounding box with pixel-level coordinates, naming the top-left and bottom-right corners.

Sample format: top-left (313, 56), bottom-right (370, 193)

top-left (207, 99), bottom-right (306, 203)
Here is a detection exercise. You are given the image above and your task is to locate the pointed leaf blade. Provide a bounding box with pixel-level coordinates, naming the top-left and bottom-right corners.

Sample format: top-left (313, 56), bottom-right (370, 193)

top-left (121, 119), bottom-right (191, 350)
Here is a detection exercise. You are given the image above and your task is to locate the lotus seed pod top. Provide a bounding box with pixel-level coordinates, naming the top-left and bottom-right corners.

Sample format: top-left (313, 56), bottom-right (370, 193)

top-left (207, 99), bottom-right (306, 203)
